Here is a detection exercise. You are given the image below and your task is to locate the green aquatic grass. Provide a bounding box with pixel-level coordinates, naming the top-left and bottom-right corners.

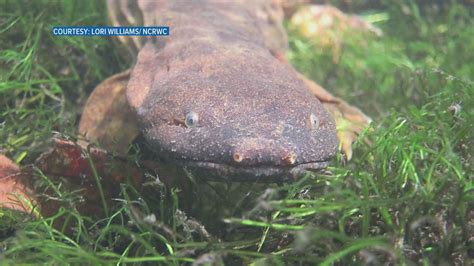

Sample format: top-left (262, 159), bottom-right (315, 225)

top-left (0, 0), bottom-right (127, 162)
top-left (1, 0), bottom-right (473, 265)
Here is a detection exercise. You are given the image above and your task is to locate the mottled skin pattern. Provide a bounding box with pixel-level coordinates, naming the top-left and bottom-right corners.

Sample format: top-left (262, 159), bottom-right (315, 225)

top-left (109, 0), bottom-right (338, 181)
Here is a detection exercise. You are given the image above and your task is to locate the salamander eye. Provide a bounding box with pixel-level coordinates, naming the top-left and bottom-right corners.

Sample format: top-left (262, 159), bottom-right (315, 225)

top-left (185, 111), bottom-right (199, 128)
top-left (310, 113), bottom-right (319, 129)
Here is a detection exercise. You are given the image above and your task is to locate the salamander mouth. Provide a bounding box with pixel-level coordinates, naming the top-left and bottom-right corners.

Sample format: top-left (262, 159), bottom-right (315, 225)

top-left (173, 159), bottom-right (331, 182)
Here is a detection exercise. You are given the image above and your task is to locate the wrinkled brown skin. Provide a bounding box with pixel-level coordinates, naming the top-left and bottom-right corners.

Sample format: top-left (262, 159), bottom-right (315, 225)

top-left (82, 0), bottom-right (372, 182)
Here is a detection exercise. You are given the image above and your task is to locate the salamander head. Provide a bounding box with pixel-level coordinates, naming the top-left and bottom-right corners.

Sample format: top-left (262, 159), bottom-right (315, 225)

top-left (130, 47), bottom-right (338, 182)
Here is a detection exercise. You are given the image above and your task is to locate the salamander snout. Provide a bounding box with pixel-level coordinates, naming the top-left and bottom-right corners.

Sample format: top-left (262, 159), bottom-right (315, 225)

top-left (230, 138), bottom-right (298, 167)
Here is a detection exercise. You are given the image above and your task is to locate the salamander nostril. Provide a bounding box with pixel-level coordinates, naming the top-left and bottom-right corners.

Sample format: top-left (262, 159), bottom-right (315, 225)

top-left (283, 152), bottom-right (297, 165)
top-left (233, 152), bottom-right (243, 163)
